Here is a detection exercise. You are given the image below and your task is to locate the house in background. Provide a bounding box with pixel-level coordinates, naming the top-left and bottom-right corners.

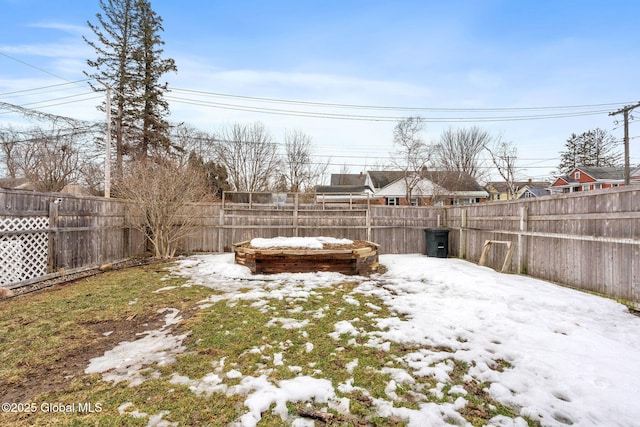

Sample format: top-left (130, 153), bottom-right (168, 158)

top-left (316, 170), bottom-right (488, 206)
top-left (485, 180), bottom-right (551, 201)
top-left (550, 166), bottom-right (640, 194)
top-left (0, 177), bottom-right (34, 191)
top-left (315, 172), bottom-right (373, 203)
top-left (0, 178), bottom-right (93, 195)
top-left (519, 187), bottom-right (552, 199)
top-left (368, 170), bottom-right (488, 206)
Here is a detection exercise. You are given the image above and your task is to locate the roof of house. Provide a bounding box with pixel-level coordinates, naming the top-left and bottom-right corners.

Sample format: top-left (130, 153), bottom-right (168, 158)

top-left (486, 181), bottom-right (550, 193)
top-left (575, 166), bottom-right (625, 180)
top-left (367, 171), bottom-right (406, 189)
top-left (315, 185), bottom-right (371, 194)
top-left (422, 170), bottom-right (486, 192)
top-left (552, 166), bottom-right (627, 187)
top-left (519, 187), bottom-right (551, 198)
top-left (369, 170), bottom-right (486, 193)
top-left (330, 173), bottom-right (367, 186)
top-left (0, 177), bottom-right (33, 190)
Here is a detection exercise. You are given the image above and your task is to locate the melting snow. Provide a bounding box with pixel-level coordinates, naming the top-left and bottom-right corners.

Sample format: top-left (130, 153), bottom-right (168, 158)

top-left (249, 236), bottom-right (353, 249)
top-left (85, 308), bottom-right (187, 387)
top-left (88, 252), bottom-right (640, 427)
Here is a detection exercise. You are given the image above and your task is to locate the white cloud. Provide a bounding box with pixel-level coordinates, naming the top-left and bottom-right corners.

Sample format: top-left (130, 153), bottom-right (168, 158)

top-left (29, 22), bottom-right (88, 35)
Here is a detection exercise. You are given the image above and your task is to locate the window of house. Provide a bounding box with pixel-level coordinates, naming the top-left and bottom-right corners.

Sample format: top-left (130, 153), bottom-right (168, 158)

top-left (385, 197), bottom-right (399, 206)
top-left (575, 171), bottom-right (581, 179)
top-left (410, 198), bottom-right (419, 206)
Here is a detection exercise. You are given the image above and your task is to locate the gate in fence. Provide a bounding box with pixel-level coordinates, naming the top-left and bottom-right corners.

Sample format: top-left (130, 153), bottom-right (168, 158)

top-left (0, 216), bottom-right (49, 286)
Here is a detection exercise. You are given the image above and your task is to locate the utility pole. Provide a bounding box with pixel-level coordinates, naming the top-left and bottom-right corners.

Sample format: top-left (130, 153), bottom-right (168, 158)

top-left (104, 85), bottom-right (112, 198)
top-left (96, 79), bottom-right (112, 198)
top-left (609, 102), bottom-right (640, 185)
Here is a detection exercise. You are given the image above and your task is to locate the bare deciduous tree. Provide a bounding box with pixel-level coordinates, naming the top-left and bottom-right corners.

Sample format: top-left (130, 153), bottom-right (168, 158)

top-left (485, 140), bottom-right (519, 199)
top-left (434, 126), bottom-right (491, 183)
top-left (1, 127), bottom-right (97, 192)
top-left (115, 157), bottom-right (209, 259)
top-left (0, 127), bottom-right (21, 178)
top-left (281, 129), bottom-right (328, 192)
top-left (214, 121), bottom-right (280, 192)
top-left (391, 116), bottom-right (433, 203)
top-left (169, 122), bottom-right (215, 159)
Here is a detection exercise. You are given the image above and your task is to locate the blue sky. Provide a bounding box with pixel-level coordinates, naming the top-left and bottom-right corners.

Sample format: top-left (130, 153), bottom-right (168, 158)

top-left (1, 0), bottom-right (639, 181)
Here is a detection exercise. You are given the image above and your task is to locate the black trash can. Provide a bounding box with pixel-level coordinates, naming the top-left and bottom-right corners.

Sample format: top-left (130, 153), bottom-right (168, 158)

top-left (424, 228), bottom-right (449, 258)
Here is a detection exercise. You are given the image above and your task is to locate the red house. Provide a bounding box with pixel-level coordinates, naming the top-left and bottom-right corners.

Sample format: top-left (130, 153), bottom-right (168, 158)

top-left (550, 166), bottom-right (640, 193)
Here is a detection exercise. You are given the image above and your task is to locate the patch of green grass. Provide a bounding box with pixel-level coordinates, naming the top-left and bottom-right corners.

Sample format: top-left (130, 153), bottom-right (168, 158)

top-left (0, 263), bottom-right (540, 427)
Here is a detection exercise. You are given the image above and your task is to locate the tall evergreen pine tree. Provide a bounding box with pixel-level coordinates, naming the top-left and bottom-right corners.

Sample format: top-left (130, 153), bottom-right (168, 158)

top-left (557, 128), bottom-right (621, 175)
top-left (132, 0), bottom-right (176, 159)
top-left (85, 0), bottom-right (176, 168)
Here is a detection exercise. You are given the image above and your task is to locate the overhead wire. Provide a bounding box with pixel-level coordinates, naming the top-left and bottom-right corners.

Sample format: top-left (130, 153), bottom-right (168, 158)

top-left (166, 94), bottom-right (616, 123)
top-left (1, 49), bottom-right (634, 124)
top-left (0, 92), bottom-right (102, 113)
top-left (0, 79), bottom-right (92, 98)
top-left (171, 88), bottom-right (632, 113)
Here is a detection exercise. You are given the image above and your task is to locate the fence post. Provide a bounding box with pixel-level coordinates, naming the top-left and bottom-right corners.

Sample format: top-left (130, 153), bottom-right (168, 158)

top-left (518, 206), bottom-right (529, 274)
top-left (294, 193), bottom-right (299, 237)
top-left (218, 193), bottom-right (225, 252)
top-left (366, 195), bottom-right (372, 242)
top-left (460, 208), bottom-right (467, 260)
top-left (47, 200), bottom-right (59, 273)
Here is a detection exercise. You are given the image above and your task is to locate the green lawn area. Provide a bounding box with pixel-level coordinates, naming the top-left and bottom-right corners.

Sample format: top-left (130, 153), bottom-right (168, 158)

top-left (0, 262), bottom-right (536, 426)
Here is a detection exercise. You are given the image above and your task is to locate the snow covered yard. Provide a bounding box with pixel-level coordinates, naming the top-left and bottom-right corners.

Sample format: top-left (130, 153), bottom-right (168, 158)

top-left (82, 251), bottom-right (640, 427)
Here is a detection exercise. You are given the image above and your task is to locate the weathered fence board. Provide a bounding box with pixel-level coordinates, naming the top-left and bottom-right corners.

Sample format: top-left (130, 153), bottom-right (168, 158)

top-left (1, 189), bottom-right (145, 287)
top-left (2, 187), bottom-right (639, 307)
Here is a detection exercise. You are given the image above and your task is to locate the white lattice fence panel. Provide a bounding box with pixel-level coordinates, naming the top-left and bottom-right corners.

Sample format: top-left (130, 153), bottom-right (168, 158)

top-left (0, 217), bottom-right (49, 286)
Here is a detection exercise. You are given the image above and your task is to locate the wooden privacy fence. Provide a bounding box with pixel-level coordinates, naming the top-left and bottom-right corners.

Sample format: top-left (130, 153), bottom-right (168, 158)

top-left (2, 187), bottom-right (639, 307)
top-left (181, 195), bottom-right (443, 255)
top-left (182, 189), bottom-right (640, 306)
top-left (0, 189), bottom-right (145, 288)
top-left (444, 186), bottom-right (640, 306)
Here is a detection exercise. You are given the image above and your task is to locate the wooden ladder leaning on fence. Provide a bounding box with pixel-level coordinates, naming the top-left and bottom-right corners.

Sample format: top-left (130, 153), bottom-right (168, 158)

top-left (478, 240), bottom-right (515, 273)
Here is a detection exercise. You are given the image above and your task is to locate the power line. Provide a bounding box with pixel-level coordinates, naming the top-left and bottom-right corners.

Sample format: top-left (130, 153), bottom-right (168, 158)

top-left (0, 101), bottom-right (98, 127)
top-left (0, 92), bottom-right (101, 113)
top-left (0, 50), bottom-right (70, 82)
top-left (166, 94), bottom-right (614, 123)
top-left (0, 80), bottom-right (91, 98)
top-left (172, 88), bottom-right (632, 113)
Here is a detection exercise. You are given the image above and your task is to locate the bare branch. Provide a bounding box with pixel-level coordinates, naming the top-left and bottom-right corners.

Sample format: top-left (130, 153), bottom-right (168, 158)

top-left (391, 116), bottom-right (433, 202)
top-left (115, 157), bottom-right (210, 259)
top-left (281, 129), bottom-right (328, 192)
top-left (214, 121), bottom-right (280, 192)
top-left (485, 139), bottom-right (519, 199)
top-left (434, 126), bottom-right (492, 182)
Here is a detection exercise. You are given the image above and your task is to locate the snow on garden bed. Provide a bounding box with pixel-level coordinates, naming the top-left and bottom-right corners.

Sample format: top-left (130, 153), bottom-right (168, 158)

top-left (249, 236), bottom-right (354, 249)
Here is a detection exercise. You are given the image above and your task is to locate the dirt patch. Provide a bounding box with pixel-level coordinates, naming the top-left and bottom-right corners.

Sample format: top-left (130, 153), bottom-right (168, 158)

top-left (2, 258), bottom-right (148, 300)
top-left (1, 309), bottom-right (168, 403)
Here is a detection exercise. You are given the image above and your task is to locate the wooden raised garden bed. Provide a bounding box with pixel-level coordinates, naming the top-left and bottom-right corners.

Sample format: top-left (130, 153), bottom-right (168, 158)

top-left (233, 239), bottom-right (380, 275)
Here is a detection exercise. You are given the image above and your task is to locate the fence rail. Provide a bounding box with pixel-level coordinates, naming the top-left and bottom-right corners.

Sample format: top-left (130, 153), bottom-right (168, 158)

top-left (1, 186), bottom-right (638, 307)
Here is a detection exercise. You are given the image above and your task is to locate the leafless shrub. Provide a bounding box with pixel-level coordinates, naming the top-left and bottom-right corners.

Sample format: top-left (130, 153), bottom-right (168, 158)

top-left (115, 157), bottom-right (210, 259)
